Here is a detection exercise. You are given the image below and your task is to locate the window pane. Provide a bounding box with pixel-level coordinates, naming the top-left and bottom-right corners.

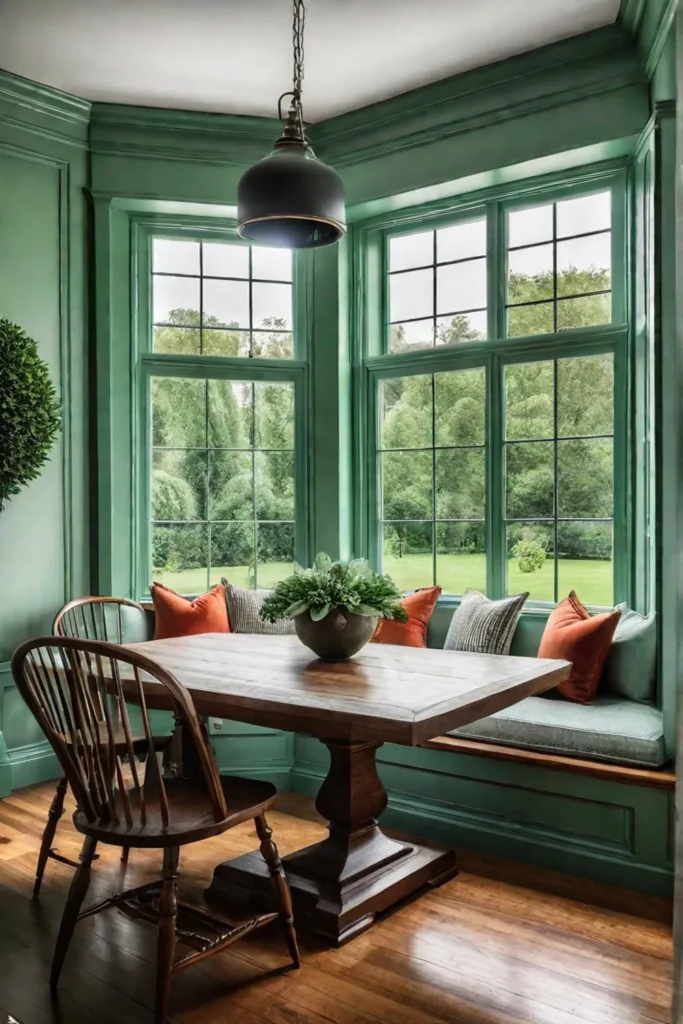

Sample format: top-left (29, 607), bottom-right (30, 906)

top-left (437, 259), bottom-right (486, 314)
top-left (203, 242), bottom-right (249, 278)
top-left (203, 278), bottom-right (249, 328)
top-left (153, 275), bottom-right (200, 325)
top-left (556, 233), bottom-right (611, 297)
top-left (152, 377), bottom-right (207, 448)
top-left (152, 448), bottom-right (204, 521)
top-left (211, 522), bottom-right (254, 589)
top-left (556, 192), bottom-right (610, 238)
top-left (389, 268), bottom-right (433, 322)
top-left (557, 439), bottom-right (613, 518)
top-left (152, 524), bottom-right (208, 595)
top-left (557, 294), bottom-right (611, 331)
top-left (507, 302), bottom-right (554, 338)
top-left (389, 319), bottom-right (434, 352)
top-left (252, 246), bottom-right (292, 282)
top-left (507, 523), bottom-right (554, 602)
top-left (252, 281), bottom-right (292, 330)
top-left (509, 204), bottom-right (553, 247)
top-left (256, 523), bottom-right (295, 587)
top-left (435, 368), bottom-right (485, 447)
top-left (153, 326), bottom-right (200, 355)
top-left (557, 521), bottom-right (612, 606)
top-left (256, 451), bottom-right (294, 520)
top-left (153, 239), bottom-right (200, 275)
top-left (251, 330), bottom-right (294, 359)
top-left (505, 362), bottom-right (554, 441)
top-left (506, 441), bottom-right (554, 519)
top-left (436, 449), bottom-right (485, 518)
top-left (254, 382), bottom-right (295, 449)
top-left (382, 522), bottom-right (433, 590)
top-left (437, 219), bottom-right (486, 262)
top-left (209, 450), bottom-right (253, 521)
top-left (382, 451), bottom-right (432, 521)
top-left (208, 379), bottom-right (252, 449)
top-left (203, 327), bottom-right (250, 358)
top-left (508, 244), bottom-right (553, 304)
top-left (389, 230), bottom-right (433, 272)
top-left (436, 311), bottom-right (486, 345)
top-left (436, 523), bottom-right (486, 593)
top-left (380, 375), bottom-right (433, 450)
top-left (557, 355), bottom-right (613, 437)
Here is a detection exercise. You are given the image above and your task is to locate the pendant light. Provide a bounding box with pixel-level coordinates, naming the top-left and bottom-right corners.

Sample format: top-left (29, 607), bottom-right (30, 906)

top-left (237, 0), bottom-right (346, 249)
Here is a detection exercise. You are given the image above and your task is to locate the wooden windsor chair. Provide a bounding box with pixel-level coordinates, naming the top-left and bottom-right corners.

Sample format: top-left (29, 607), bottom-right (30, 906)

top-left (32, 597), bottom-right (168, 898)
top-left (11, 635), bottom-right (299, 1024)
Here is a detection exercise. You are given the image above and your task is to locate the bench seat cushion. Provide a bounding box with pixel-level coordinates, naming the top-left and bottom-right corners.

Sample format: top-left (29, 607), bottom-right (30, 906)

top-left (450, 695), bottom-right (666, 768)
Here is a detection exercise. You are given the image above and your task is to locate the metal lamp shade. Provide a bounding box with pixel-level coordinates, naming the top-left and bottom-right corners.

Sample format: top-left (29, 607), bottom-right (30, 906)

top-left (237, 145), bottom-right (345, 248)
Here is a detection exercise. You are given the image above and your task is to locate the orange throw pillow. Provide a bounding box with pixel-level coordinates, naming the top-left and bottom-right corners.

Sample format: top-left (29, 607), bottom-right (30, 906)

top-left (150, 583), bottom-right (231, 640)
top-left (372, 587), bottom-right (441, 648)
top-left (538, 590), bottom-right (621, 704)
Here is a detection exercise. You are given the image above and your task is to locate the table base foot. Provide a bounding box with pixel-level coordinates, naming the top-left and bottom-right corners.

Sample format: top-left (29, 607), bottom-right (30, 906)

top-left (206, 841), bottom-right (457, 947)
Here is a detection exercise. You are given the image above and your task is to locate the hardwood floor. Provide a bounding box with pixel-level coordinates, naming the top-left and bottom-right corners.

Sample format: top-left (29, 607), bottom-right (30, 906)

top-left (0, 781), bottom-right (673, 1024)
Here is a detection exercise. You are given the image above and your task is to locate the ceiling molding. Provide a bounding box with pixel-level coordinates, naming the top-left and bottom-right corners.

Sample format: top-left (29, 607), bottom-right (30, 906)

top-left (620, 0), bottom-right (679, 77)
top-left (619, 0), bottom-right (649, 35)
top-left (0, 67), bottom-right (90, 142)
top-left (89, 102), bottom-right (280, 164)
top-left (309, 25), bottom-right (644, 167)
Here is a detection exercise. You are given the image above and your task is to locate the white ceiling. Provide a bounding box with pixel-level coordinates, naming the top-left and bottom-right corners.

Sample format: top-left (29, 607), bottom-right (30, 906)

top-left (0, 0), bottom-right (621, 122)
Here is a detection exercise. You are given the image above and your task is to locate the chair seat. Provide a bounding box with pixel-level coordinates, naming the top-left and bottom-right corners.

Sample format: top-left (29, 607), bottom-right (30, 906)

top-left (450, 694), bottom-right (666, 768)
top-left (74, 775), bottom-right (277, 848)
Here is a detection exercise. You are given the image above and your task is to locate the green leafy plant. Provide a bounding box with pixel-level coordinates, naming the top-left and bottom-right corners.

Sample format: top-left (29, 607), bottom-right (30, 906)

top-left (512, 539), bottom-right (547, 574)
top-left (0, 319), bottom-right (61, 512)
top-left (260, 553), bottom-right (409, 624)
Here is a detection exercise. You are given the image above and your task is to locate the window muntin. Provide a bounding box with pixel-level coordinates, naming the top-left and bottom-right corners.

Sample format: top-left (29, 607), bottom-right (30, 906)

top-left (504, 353), bottom-right (614, 606)
top-left (152, 238), bottom-right (294, 359)
top-left (387, 217), bottom-right (487, 353)
top-left (150, 375), bottom-right (296, 594)
top-left (506, 190), bottom-right (612, 338)
top-left (378, 367), bottom-right (487, 593)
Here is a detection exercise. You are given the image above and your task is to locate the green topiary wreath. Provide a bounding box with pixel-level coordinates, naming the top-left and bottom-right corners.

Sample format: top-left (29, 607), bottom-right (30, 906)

top-left (0, 319), bottom-right (61, 511)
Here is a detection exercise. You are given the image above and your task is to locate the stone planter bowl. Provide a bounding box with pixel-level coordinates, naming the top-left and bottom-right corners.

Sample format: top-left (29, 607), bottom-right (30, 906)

top-left (294, 607), bottom-right (378, 661)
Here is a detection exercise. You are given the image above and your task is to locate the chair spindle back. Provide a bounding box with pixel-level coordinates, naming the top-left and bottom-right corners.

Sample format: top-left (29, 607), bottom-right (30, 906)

top-left (54, 596), bottom-right (147, 645)
top-left (11, 637), bottom-right (228, 831)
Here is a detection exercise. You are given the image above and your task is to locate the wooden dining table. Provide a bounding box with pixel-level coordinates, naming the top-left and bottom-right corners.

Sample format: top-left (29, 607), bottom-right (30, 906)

top-left (125, 632), bottom-right (570, 946)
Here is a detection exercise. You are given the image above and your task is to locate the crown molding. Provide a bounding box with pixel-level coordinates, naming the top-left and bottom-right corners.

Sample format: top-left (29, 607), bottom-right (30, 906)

top-left (620, 0), bottom-right (679, 78)
top-left (308, 25), bottom-right (644, 168)
top-left (89, 102), bottom-right (281, 164)
top-left (0, 67), bottom-right (90, 144)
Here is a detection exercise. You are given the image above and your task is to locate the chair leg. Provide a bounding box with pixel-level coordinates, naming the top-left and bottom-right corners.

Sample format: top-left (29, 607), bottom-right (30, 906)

top-left (120, 845), bottom-right (130, 865)
top-left (155, 846), bottom-right (179, 1024)
top-left (255, 814), bottom-right (300, 969)
top-left (50, 835), bottom-right (97, 989)
top-left (34, 776), bottom-right (68, 899)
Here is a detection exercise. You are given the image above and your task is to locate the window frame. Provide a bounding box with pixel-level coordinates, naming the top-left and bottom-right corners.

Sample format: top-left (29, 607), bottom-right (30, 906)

top-left (356, 165), bottom-right (632, 610)
top-left (133, 219), bottom-right (311, 600)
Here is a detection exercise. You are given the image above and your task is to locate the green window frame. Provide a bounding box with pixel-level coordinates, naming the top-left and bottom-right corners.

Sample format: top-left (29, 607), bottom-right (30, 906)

top-left (356, 167), bottom-right (632, 609)
top-left (133, 220), bottom-right (310, 599)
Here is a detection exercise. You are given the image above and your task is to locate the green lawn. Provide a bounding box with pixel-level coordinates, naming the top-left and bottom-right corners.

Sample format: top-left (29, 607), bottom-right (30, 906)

top-left (154, 553), bottom-right (612, 606)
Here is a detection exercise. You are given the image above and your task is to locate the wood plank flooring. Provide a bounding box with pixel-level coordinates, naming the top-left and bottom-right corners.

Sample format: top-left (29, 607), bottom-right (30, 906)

top-left (0, 781), bottom-right (673, 1024)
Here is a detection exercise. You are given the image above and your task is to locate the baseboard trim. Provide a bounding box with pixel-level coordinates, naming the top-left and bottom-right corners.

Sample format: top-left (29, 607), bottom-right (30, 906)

top-left (289, 764), bottom-right (673, 898)
top-left (8, 741), bottom-right (60, 791)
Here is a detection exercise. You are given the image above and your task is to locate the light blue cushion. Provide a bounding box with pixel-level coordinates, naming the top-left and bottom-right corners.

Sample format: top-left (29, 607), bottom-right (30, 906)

top-left (600, 604), bottom-right (657, 703)
top-left (450, 694), bottom-right (666, 768)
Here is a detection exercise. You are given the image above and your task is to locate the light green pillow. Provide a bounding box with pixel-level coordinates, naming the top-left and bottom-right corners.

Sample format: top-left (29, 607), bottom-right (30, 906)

top-left (600, 604), bottom-right (656, 703)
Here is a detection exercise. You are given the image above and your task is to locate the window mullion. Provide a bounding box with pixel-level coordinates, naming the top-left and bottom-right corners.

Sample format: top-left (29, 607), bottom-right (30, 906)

top-left (487, 200), bottom-right (503, 342)
top-left (487, 352), bottom-right (504, 599)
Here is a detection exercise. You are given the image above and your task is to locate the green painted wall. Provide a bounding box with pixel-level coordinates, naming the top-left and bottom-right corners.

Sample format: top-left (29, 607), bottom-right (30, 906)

top-left (0, 4), bottom-right (678, 895)
top-left (0, 71), bottom-right (90, 795)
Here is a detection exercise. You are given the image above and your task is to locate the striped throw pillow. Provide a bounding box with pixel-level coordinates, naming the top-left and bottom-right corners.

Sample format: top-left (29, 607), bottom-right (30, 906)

top-left (221, 579), bottom-right (295, 635)
top-left (444, 589), bottom-right (528, 656)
